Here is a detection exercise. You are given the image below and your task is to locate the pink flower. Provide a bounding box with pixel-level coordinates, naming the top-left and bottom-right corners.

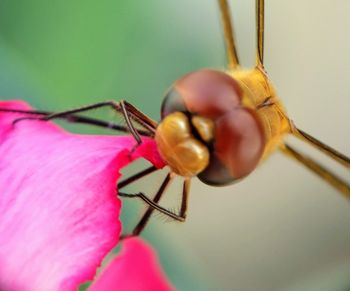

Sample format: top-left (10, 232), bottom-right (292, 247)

top-left (89, 237), bottom-right (174, 291)
top-left (0, 101), bottom-right (172, 291)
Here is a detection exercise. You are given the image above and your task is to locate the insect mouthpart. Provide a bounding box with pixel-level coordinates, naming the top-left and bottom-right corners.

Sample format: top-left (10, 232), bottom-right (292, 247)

top-left (155, 111), bottom-right (211, 177)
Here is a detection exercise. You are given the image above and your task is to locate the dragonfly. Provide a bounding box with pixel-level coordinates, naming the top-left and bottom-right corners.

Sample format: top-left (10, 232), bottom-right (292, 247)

top-left (0, 0), bottom-right (349, 237)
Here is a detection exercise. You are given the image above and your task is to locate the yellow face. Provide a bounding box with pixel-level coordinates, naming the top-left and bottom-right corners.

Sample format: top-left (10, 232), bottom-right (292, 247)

top-left (155, 112), bottom-right (211, 177)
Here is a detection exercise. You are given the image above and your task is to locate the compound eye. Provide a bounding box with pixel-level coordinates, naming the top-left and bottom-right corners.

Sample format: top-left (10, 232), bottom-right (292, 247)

top-left (161, 88), bottom-right (187, 119)
top-left (215, 109), bottom-right (265, 178)
top-left (198, 154), bottom-right (239, 186)
top-left (198, 108), bottom-right (265, 186)
top-left (161, 69), bottom-right (243, 119)
top-left (176, 69), bottom-right (242, 118)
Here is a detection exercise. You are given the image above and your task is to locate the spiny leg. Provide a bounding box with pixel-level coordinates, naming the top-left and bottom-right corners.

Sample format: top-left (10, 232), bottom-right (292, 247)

top-left (119, 191), bottom-right (185, 222)
top-left (217, 0), bottom-right (240, 70)
top-left (178, 178), bottom-right (191, 220)
top-left (120, 177), bottom-right (190, 236)
top-left (12, 101), bottom-right (156, 131)
top-left (291, 126), bottom-right (350, 169)
top-left (118, 166), bottom-right (186, 220)
top-left (120, 100), bottom-right (142, 145)
top-left (118, 165), bottom-right (159, 189)
top-left (279, 143), bottom-right (350, 199)
top-left (255, 0), bottom-right (265, 67)
top-left (11, 101), bottom-right (157, 143)
top-left (118, 165), bottom-right (190, 220)
top-left (126, 178), bottom-right (190, 222)
top-left (0, 107), bottom-right (152, 135)
top-left (12, 101), bottom-right (120, 124)
top-left (123, 101), bottom-right (158, 133)
top-left (132, 173), bottom-right (174, 236)
top-left (68, 115), bottom-right (151, 136)
top-left (131, 173), bottom-right (174, 236)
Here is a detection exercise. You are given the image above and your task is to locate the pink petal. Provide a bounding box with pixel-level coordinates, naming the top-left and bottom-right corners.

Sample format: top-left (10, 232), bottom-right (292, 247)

top-left (0, 101), bottom-right (164, 291)
top-left (89, 237), bottom-right (174, 291)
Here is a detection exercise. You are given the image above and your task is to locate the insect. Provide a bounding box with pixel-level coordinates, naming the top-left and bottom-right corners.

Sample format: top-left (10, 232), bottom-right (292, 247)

top-left (0, 0), bottom-right (349, 238)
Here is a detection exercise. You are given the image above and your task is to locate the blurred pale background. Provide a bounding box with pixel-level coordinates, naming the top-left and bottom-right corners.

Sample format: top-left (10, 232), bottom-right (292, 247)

top-left (0, 1), bottom-right (350, 290)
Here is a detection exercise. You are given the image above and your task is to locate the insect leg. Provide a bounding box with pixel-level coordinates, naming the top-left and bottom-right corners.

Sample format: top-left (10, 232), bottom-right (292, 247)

top-left (119, 192), bottom-right (185, 222)
top-left (217, 0), bottom-right (240, 70)
top-left (118, 167), bottom-right (188, 221)
top-left (119, 100), bottom-right (143, 145)
top-left (12, 101), bottom-right (121, 124)
top-left (256, 0), bottom-right (265, 67)
top-left (131, 173), bottom-right (174, 236)
top-left (11, 101), bottom-right (157, 143)
top-left (119, 166), bottom-right (185, 220)
top-left (0, 107), bottom-right (150, 134)
top-left (122, 101), bottom-right (158, 135)
top-left (68, 115), bottom-right (151, 136)
top-left (280, 143), bottom-right (350, 199)
top-left (120, 177), bottom-right (190, 237)
top-left (292, 127), bottom-right (350, 169)
top-left (178, 178), bottom-right (191, 220)
top-left (118, 165), bottom-right (159, 189)
top-left (12, 101), bottom-right (157, 130)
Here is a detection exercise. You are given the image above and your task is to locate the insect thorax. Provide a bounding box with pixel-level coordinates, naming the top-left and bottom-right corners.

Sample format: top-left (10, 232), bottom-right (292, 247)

top-left (231, 67), bottom-right (291, 159)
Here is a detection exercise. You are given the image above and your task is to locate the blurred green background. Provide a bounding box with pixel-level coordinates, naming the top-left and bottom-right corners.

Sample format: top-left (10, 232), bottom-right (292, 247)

top-left (1, 1), bottom-right (350, 290)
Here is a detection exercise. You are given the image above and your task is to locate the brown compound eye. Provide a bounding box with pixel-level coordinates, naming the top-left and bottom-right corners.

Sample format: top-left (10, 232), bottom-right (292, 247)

top-left (198, 108), bottom-right (265, 185)
top-left (176, 69), bottom-right (242, 118)
top-left (161, 69), bottom-right (242, 119)
top-left (198, 153), bottom-right (239, 186)
top-left (215, 108), bottom-right (265, 178)
top-left (161, 88), bottom-right (187, 119)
